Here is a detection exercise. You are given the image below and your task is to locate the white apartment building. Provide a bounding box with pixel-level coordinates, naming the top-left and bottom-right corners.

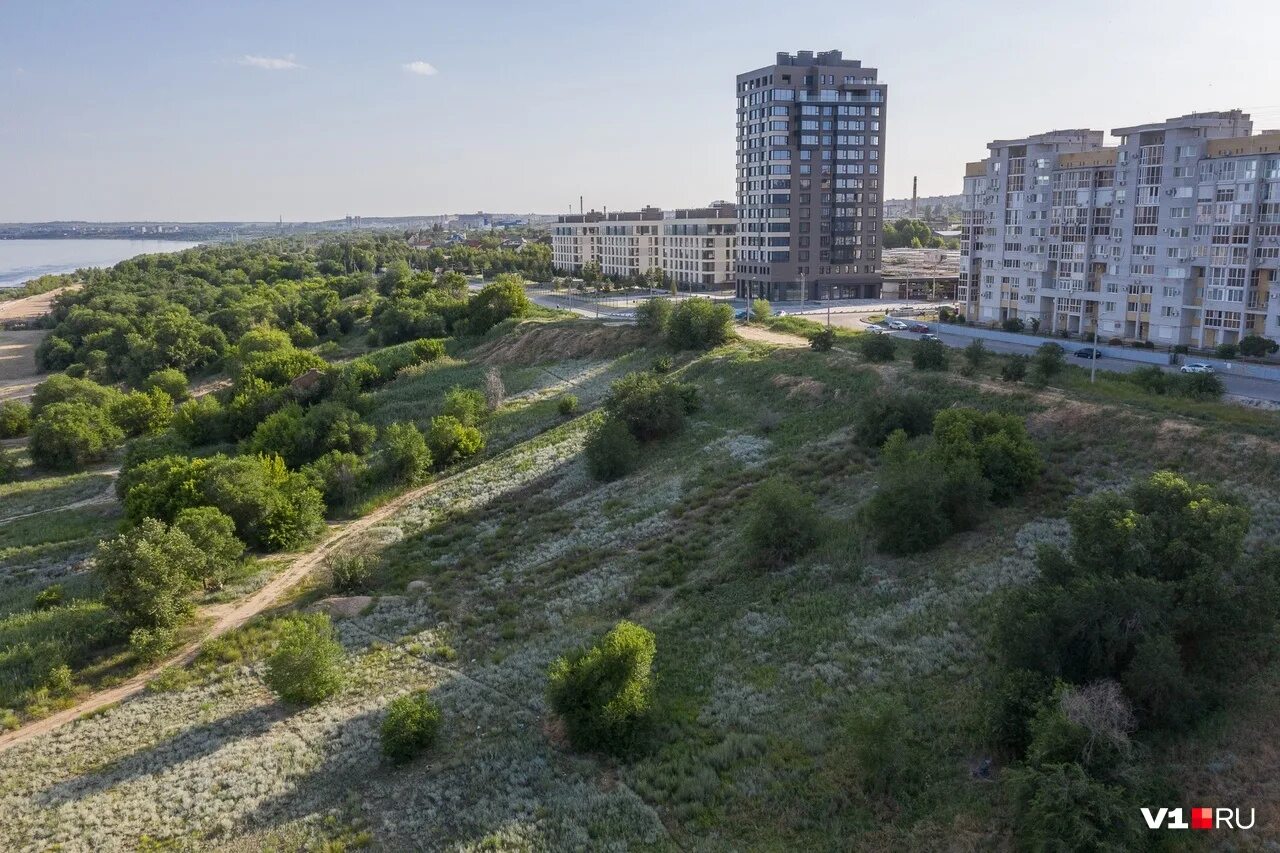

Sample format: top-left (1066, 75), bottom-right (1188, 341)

top-left (552, 203), bottom-right (738, 290)
top-left (960, 110), bottom-right (1280, 347)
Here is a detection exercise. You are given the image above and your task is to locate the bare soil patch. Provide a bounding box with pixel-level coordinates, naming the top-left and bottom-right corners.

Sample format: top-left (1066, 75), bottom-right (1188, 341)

top-left (473, 322), bottom-right (649, 365)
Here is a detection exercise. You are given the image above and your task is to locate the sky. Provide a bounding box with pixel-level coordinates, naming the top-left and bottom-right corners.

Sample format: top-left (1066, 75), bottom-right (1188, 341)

top-left (2, 0), bottom-right (1279, 222)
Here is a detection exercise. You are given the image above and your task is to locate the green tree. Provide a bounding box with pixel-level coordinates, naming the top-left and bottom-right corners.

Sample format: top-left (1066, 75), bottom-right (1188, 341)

top-left (95, 518), bottom-right (201, 630)
top-left (1030, 343), bottom-right (1066, 381)
top-left (962, 339), bottom-right (988, 370)
top-left (1238, 335), bottom-right (1279, 358)
top-left (547, 620), bottom-right (657, 754)
top-left (172, 506), bottom-right (243, 591)
top-left (0, 400), bottom-right (31, 438)
top-left (912, 338), bottom-right (949, 370)
top-left (859, 332), bottom-right (896, 363)
top-left (442, 387), bottom-right (487, 427)
top-left (265, 613), bottom-right (345, 705)
top-left (665, 298), bottom-right (734, 350)
top-left (468, 274), bottom-right (531, 332)
top-left (743, 477), bottom-right (821, 566)
top-left (378, 422), bottom-right (432, 484)
top-left (29, 401), bottom-right (125, 471)
top-left (141, 368), bottom-right (191, 403)
top-left (635, 298), bottom-right (672, 333)
top-left (31, 374), bottom-right (121, 416)
top-left (426, 415), bottom-right (484, 465)
top-left (109, 388), bottom-right (174, 437)
top-left (584, 416), bottom-right (641, 481)
top-left (603, 372), bottom-right (696, 442)
top-left (381, 690), bottom-right (443, 763)
top-left (750, 298), bottom-right (772, 321)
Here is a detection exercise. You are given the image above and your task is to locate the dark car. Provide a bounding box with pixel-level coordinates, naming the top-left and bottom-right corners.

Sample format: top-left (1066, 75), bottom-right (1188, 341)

top-left (1075, 348), bottom-right (1103, 359)
top-left (908, 322), bottom-right (929, 333)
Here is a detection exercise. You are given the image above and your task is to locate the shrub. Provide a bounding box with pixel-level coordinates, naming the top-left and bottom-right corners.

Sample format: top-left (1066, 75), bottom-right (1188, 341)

top-left (1002, 317), bottom-right (1026, 333)
top-left (303, 450), bottom-right (369, 507)
top-left (142, 368), bottom-right (190, 402)
top-left (1128, 366), bottom-right (1169, 395)
top-left (865, 433), bottom-right (959, 554)
top-left (557, 394), bottom-right (580, 416)
top-left (651, 355), bottom-right (673, 373)
top-left (841, 694), bottom-right (919, 797)
top-left (109, 388), bottom-right (174, 437)
top-left (604, 372), bottom-right (696, 442)
top-left (1172, 344), bottom-right (1189, 355)
top-left (1178, 371), bottom-right (1224, 401)
top-left (172, 396), bottom-right (231, 446)
top-left (931, 408), bottom-right (1040, 503)
top-left (743, 477), bottom-right (821, 565)
top-left (0, 400), bottom-right (31, 438)
top-left (1031, 343), bottom-right (1066, 381)
top-left (750, 298), bottom-right (772, 320)
top-left (635, 298), bottom-right (672, 333)
top-left (1239, 335), bottom-right (1278, 358)
top-left (29, 401), bottom-right (125, 471)
top-left (329, 551), bottom-right (375, 593)
top-left (172, 506), bottom-right (243, 591)
top-left (0, 451), bottom-right (16, 485)
top-left (95, 518), bottom-right (200, 630)
top-left (265, 613), bottom-right (345, 705)
top-left (33, 584), bottom-right (64, 611)
top-left (912, 338), bottom-right (949, 371)
top-left (810, 328), bottom-right (836, 352)
top-left (547, 620), bottom-right (656, 754)
top-left (665, 298), bottom-right (734, 350)
top-left (378, 422), bottom-right (432, 484)
top-left (442, 387), bottom-right (487, 427)
top-left (412, 338), bottom-right (447, 363)
top-left (1001, 355), bottom-right (1029, 382)
top-left (1005, 763), bottom-right (1140, 851)
top-left (962, 339), bottom-right (988, 370)
top-left (427, 415), bottom-right (485, 466)
top-left (381, 690), bottom-right (442, 763)
top-left (854, 390), bottom-right (936, 448)
top-left (129, 625), bottom-right (178, 663)
top-left (468, 274), bottom-right (530, 333)
top-left (31, 374), bottom-right (120, 416)
top-left (859, 332), bottom-right (895, 362)
top-left (1214, 342), bottom-right (1237, 359)
top-left (585, 416), bottom-right (641, 481)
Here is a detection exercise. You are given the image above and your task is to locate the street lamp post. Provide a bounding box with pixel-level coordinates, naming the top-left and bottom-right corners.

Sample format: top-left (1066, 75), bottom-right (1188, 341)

top-left (1090, 324), bottom-right (1099, 384)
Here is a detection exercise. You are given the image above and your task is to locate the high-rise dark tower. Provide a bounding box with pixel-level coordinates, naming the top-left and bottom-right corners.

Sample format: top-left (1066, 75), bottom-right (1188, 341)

top-left (735, 50), bottom-right (887, 302)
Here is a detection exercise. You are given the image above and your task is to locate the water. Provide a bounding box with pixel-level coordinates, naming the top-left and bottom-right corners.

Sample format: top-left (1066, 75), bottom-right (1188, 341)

top-left (0, 239), bottom-right (202, 288)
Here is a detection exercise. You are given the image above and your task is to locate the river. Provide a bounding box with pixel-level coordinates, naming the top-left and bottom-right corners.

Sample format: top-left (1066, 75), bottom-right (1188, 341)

top-left (0, 239), bottom-right (202, 288)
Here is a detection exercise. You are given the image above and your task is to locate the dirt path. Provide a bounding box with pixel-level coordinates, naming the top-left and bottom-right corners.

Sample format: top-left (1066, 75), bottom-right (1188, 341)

top-left (736, 324), bottom-right (810, 348)
top-left (0, 468), bottom-right (457, 754)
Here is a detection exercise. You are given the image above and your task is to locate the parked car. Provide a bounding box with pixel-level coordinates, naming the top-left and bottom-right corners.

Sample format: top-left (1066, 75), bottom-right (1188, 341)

top-left (886, 319), bottom-right (909, 330)
top-left (867, 325), bottom-right (891, 334)
top-left (734, 309), bottom-right (749, 320)
top-left (920, 333), bottom-right (941, 343)
top-left (1180, 362), bottom-right (1215, 374)
top-left (775, 310), bottom-right (788, 317)
top-left (1075, 348), bottom-right (1103, 359)
top-left (908, 322), bottom-right (930, 333)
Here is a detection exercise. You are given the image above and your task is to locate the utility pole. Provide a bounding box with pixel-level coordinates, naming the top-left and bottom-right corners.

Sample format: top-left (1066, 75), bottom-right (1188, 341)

top-left (1090, 324), bottom-right (1099, 383)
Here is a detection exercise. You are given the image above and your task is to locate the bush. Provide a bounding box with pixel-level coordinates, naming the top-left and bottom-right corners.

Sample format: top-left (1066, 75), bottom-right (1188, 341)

top-left (1128, 366), bottom-right (1169, 395)
top-left (426, 415), bottom-right (485, 466)
top-left (109, 388), bottom-right (174, 437)
top-left (547, 620), bottom-right (656, 754)
top-left (142, 368), bottom-right (190, 403)
top-left (1214, 342), bottom-right (1238, 359)
top-left (665, 298), bottom-right (733, 350)
top-left (381, 690), bottom-right (442, 763)
top-left (31, 374), bottom-right (120, 416)
top-left (33, 584), bottom-right (64, 611)
top-left (810, 327), bottom-right (836, 352)
top-left (604, 372), bottom-right (696, 442)
top-left (743, 477), bottom-right (821, 566)
top-left (962, 339), bottom-right (988, 370)
top-left (859, 332), bottom-right (895, 362)
top-left (931, 408), bottom-right (1040, 503)
top-left (303, 450), bottom-right (369, 507)
top-left (172, 396), bottom-right (231, 446)
top-left (1002, 317), bottom-right (1026, 333)
top-left (1178, 371), bottom-right (1224, 401)
top-left (329, 551), bottom-right (375, 593)
top-left (854, 390), bottom-right (936, 448)
top-left (129, 625), bottom-right (178, 663)
top-left (1239, 335), bottom-right (1278, 358)
top-left (413, 338), bottom-right (447, 363)
top-left (651, 355), bottom-right (673, 373)
top-left (585, 416), bottom-right (641, 481)
top-left (0, 451), bottom-right (16, 485)
top-left (841, 694), bottom-right (919, 797)
top-left (29, 401), bottom-right (125, 471)
top-left (635, 298), bottom-right (672, 333)
top-left (172, 506), bottom-right (243, 591)
top-left (1005, 763), bottom-right (1140, 851)
top-left (468, 274), bottom-right (531, 333)
top-left (557, 394), bottom-right (579, 416)
top-left (442, 386), bottom-right (487, 427)
top-left (378, 422), bottom-right (432, 484)
top-left (1030, 343), bottom-right (1066, 381)
top-left (95, 518), bottom-right (200, 630)
top-left (0, 400), bottom-right (31, 438)
top-left (912, 338), bottom-right (949, 370)
top-left (750, 298), bottom-right (772, 320)
top-left (1001, 355), bottom-right (1029, 382)
top-left (265, 613), bottom-right (345, 705)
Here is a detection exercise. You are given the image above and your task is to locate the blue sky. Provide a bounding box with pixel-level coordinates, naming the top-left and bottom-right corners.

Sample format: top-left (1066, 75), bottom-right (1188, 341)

top-left (2, 0), bottom-right (1278, 221)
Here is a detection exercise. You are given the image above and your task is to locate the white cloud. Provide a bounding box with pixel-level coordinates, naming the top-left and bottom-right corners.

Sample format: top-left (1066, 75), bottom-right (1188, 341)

top-left (402, 61), bottom-right (439, 76)
top-left (237, 54), bottom-right (303, 71)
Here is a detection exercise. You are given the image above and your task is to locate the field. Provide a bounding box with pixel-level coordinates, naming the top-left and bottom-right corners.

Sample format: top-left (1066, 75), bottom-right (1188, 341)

top-left (0, 318), bottom-right (1277, 850)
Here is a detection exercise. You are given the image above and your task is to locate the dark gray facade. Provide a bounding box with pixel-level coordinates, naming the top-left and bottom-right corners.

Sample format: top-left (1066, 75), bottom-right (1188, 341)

top-left (735, 50), bottom-right (886, 301)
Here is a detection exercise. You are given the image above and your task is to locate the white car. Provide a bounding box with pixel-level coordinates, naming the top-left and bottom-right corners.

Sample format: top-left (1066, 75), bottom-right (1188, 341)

top-left (867, 325), bottom-right (891, 334)
top-left (1180, 362), bottom-right (1215, 374)
top-left (885, 319), bottom-right (909, 330)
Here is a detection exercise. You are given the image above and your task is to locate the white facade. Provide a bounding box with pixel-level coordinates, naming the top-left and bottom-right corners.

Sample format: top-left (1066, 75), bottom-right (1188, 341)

top-left (960, 111), bottom-right (1280, 347)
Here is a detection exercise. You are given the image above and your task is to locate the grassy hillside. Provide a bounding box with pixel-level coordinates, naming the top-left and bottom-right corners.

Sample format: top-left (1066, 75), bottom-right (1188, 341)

top-left (0, 318), bottom-right (1276, 850)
